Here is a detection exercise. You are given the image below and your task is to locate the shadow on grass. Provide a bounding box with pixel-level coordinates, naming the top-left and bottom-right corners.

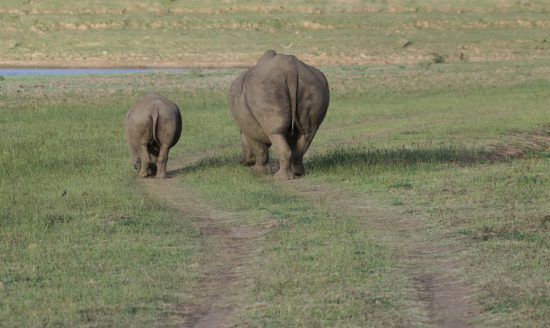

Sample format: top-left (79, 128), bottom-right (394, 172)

top-left (166, 139), bottom-right (547, 178)
top-left (308, 126), bottom-right (549, 173)
top-left (167, 154), bottom-right (236, 177)
top-left (306, 145), bottom-right (490, 172)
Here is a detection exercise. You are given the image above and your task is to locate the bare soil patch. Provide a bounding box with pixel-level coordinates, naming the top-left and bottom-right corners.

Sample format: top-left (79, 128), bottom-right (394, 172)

top-left (3, 51), bottom-right (548, 69)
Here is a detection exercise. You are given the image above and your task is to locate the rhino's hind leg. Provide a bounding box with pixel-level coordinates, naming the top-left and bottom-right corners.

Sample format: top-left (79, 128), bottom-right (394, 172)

top-left (129, 144), bottom-right (141, 171)
top-left (137, 144), bottom-right (152, 177)
top-left (247, 138), bottom-right (271, 174)
top-left (155, 145), bottom-right (170, 179)
top-left (270, 134), bottom-right (294, 180)
top-left (148, 145), bottom-right (159, 177)
top-left (291, 133), bottom-right (314, 177)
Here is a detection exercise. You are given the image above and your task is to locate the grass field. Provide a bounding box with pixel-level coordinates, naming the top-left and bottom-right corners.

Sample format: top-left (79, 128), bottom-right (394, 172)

top-left (1, 63), bottom-right (548, 327)
top-left (1, 1), bottom-right (550, 327)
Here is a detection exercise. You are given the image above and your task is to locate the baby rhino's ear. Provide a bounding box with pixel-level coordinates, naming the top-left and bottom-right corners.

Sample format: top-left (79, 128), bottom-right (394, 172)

top-left (133, 158), bottom-right (141, 171)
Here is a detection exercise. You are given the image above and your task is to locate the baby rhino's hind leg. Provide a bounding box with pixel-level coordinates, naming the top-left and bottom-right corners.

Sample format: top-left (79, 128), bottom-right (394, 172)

top-left (240, 133), bottom-right (256, 166)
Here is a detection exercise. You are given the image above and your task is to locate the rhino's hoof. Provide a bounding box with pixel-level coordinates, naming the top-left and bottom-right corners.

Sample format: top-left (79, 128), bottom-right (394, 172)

top-left (292, 164), bottom-right (305, 177)
top-left (240, 157), bottom-right (256, 166)
top-left (275, 169), bottom-right (294, 180)
top-left (253, 164), bottom-right (272, 174)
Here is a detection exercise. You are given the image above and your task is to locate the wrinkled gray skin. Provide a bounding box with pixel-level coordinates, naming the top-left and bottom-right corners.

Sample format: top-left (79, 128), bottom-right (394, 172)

top-left (229, 50), bottom-right (329, 179)
top-left (125, 93), bottom-right (182, 179)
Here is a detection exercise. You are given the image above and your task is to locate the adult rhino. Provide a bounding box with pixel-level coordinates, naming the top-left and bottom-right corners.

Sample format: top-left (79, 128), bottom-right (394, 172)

top-left (229, 50), bottom-right (329, 180)
top-left (125, 93), bottom-right (182, 179)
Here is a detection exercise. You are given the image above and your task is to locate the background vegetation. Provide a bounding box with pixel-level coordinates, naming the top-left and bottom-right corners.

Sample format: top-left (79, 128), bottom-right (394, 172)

top-left (1, 0), bottom-right (550, 67)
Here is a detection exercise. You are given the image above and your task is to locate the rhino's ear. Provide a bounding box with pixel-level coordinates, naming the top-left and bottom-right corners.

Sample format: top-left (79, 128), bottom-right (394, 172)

top-left (133, 158), bottom-right (141, 171)
top-left (257, 50), bottom-right (277, 65)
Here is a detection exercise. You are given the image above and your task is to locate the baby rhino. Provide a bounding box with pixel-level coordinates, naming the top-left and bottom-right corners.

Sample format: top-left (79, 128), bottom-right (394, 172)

top-left (125, 93), bottom-right (182, 179)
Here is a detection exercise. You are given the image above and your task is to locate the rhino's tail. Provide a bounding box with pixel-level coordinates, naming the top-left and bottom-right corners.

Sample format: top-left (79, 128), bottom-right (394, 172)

top-left (287, 64), bottom-right (299, 135)
top-left (152, 104), bottom-right (160, 145)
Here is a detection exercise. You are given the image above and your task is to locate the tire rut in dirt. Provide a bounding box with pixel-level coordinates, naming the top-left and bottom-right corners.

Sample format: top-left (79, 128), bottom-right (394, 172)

top-left (293, 181), bottom-right (481, 327)
top-left (141, 157), bottom-right (265, 328)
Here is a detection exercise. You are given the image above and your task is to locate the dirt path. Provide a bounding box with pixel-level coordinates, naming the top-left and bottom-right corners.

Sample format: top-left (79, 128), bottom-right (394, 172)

top-left (141, 154), bottom-right (265, 328)
top-left (292, 181), bottom-right (481, 327)
top-left (141, 150), bottom-right (481, 327)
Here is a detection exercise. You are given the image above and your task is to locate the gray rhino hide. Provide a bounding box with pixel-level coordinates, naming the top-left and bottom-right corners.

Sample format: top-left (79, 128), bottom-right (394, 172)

top-left (125, 93), bottom-right (182, 179)
top-left (229, 50), bottom-right (329, 179)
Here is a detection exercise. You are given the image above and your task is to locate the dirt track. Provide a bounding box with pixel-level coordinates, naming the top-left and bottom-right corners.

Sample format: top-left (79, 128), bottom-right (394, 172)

top-left (141, 150), bottom-right (483, 327)
top-left (142, 155), bottom-right (266, 327)
top-left (294, 182), bottom-right (480, 327)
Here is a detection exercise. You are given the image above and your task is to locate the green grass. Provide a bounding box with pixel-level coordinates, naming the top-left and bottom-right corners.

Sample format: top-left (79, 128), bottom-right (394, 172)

top-left (304, 149), bottom-right (549, 324)
top-left (1, 60), bottom-right (549, 326)
top-left (304, 67), bottom-right (550, 325)
top-left (0, 1), bottom-right (549, 326)
top-left (1, 58), bottom-right (550, 325)
top-left (1, 1), bottom-right (550, 321)
top-left (0, 76), bottom-right (202, 327)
